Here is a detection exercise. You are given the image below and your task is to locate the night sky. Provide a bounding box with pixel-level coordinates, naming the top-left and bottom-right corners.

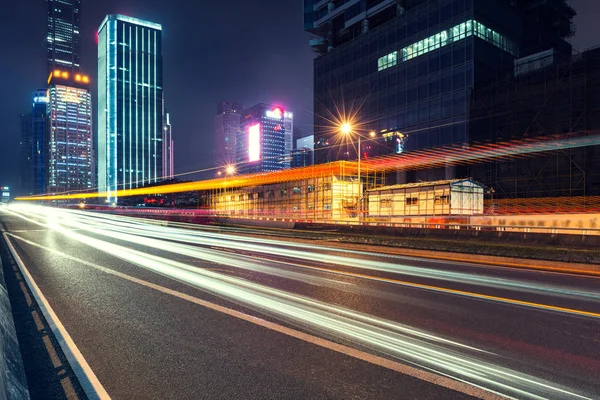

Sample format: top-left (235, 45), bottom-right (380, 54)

top-left (0, 0), bottom-right (598, 191)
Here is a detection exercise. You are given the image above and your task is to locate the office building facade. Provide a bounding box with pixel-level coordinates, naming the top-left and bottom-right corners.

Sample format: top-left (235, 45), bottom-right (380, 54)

top-left (467, 47), bottom-right (600, 199)
top-left (293, 134), bottom-right (315, 167)
top-left (46, 70), bottom-right (93, 194)
top-left (283, 111), bottom-right (294, 168)
top-left (32, 91), bottom-right (49, 195)
top-left (305, 0), bottom-right (576, 184)
top-left (47, 0), bottom-right (81, 74)
top-left (237, 104), bottom-right (286, 174)
top-left (163, 112), bottom-right (174, 180)
top-left (214, 101), bottom-right (242, 168)
top-left (98, 14), bottom-right (164, 202)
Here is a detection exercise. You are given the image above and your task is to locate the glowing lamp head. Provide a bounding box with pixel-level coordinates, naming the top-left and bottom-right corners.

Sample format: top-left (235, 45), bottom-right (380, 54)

top-left (75, 74), bottom-right (82, 82)
top-left (340, 123), bottom-right (352, 135)
top-left (226, 165), bottom-right (236, 175)
top-left (82, 76), bottom-right (89, 83)
top-left (54, 69), bottom-right (61, 77)
top-left (61, 71), bottom-right (69, 79)
top-left (369, 131), bottom-right (376, 137)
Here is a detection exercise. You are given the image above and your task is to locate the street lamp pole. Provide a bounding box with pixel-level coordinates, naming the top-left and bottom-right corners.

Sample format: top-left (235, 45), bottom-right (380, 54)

top-left (357, 134), bottom-right (361, 212)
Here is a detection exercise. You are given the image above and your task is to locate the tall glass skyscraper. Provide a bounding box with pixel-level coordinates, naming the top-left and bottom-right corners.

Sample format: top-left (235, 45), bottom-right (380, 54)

top-left (46, 70), bottom-right (93, 194)
top-left (214, 101), bottom-right (243, 168)
top-left (97, 15), bottom-right (164, 202)
top-left (20, 91), bottom-right (50, 196)
top-left (162, 112), bottom-right (174, 180)
top-left (304, 0), bottom-right (575, 185)
top-left (237, 104), bottom-right (287, 174)
top-left (47, 0), bottom-right (81, 74)
top-left (32, 91), bottom-right (49, 195)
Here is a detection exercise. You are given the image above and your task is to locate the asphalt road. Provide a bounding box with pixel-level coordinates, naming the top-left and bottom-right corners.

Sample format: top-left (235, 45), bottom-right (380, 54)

top-left (1, 204), bottom-right (599, 400)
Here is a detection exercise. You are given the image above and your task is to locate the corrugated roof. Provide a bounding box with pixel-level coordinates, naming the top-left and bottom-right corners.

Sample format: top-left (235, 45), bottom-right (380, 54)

top-left (366, 178), bottom-right (484, 191)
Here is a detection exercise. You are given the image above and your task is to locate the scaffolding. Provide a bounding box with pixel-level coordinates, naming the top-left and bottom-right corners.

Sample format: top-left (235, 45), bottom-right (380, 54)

top-left (367, 179), bottom-right (485, 221)
top-left (210, 161), bottom-right (384, 222)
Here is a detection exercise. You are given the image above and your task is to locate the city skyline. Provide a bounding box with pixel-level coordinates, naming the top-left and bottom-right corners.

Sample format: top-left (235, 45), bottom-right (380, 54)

top-left (0, 0), bottom-right (316, 191)
top-left (1, 0), bottom-right (599, 190)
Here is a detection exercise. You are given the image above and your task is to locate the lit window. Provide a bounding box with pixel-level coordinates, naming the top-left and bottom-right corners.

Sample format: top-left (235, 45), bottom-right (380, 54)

top-left (377, 51), bottom-right (398, 72)
top-left (391, 19), bottom-right (518, 64)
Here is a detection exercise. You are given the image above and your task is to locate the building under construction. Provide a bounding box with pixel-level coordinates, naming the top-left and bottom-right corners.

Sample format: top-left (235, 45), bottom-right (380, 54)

top-left (211, 162), bottom-right (377, 221)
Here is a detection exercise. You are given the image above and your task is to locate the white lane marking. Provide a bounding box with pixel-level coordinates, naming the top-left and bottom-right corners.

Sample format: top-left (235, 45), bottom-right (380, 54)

top-left (2, 232), bottom-right (111, 400)
top-left (5, 232), bottom-right (506, 400)
top-left (5, 208), bottom-right (594, 400)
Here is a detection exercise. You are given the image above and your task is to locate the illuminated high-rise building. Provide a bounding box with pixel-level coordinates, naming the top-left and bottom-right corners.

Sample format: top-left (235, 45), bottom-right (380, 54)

top-left (98, 15), bottom-right (164, 202)
top-left (305, 0), bottom-right (576, 185)
top-left (283, 111), bottom-right (294, 169)
top-left (47, 0), bottom-right (81, 74)
top-left (46, 70), bottom-right (93, 194)
top-left (162, 112), bottom-right (174, 180)
top-left (32, 91), bottom-right (49, 195)
top-left (214, 101), bottom-right (242, 168)
top-left (237, 104), bottom-right (286, 174)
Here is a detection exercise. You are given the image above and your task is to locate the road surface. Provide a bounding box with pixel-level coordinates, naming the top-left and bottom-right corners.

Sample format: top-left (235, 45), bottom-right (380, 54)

top-left (1, 204), bottom-right (599, 399)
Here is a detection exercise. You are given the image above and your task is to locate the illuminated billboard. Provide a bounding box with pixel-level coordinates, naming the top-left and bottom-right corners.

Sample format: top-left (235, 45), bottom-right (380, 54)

top-left (248, 123), bottom-right (261, 162)
top-left (265, 107), bottom-right (283, 119)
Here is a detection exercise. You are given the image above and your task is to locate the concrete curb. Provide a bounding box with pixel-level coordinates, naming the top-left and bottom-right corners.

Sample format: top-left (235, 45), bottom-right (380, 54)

top-left (0, 239), bottom-right (30, 400)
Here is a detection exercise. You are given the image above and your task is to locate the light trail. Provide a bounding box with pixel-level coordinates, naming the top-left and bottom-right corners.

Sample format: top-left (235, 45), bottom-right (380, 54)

top-left (3, 205), bottom-right (598, 399)
top-left (10, 205), bottom-right (600, 310)
top-left (14, 133), bottom-right (600, 202)
top-left (55, 208), bottom-right (600, 305)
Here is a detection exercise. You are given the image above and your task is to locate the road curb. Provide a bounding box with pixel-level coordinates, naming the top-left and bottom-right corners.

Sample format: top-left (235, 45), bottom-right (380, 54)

top-left (0, 236), bottom-right (30, 400)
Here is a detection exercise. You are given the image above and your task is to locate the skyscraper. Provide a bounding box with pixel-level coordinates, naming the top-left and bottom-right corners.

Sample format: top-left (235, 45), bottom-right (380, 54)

top-left (47, 0), bottom-right (81, 74)
top-left (283, 111), bottom-right (294, 169)
top-left (32, 91), bottom-right (49, 195)
top-left (237, 104), bottom-right (286, 174)
top-left (98, 15), bottom-right (164, 202)
top-left (46, 70), bottom-right (93, 194)
top-left (304, 0), bottom-right (575, 181)
top-left (214, 101), bottom-right (242, 168)
top-left (163, 112), bottom-right (174, 180)
top-left (20, 91), bottom-right (50, 196)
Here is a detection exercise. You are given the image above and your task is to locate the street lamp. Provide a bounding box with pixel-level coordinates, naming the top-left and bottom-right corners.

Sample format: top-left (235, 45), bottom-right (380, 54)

top-left (340, 122), bottom-right (362, 218)
top-left (221, 165), bottom-right (236, 215)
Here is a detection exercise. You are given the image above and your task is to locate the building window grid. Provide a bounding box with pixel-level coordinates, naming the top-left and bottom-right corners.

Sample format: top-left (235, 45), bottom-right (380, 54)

top-left (376, 20), bottom-right (517, 71)
top-left (378, 51), bottom-right (398, 72)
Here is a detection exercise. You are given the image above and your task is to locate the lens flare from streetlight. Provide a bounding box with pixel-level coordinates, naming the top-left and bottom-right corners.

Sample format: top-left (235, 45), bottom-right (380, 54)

top-left (226, 165), bottom-right (236, 175)
top-left (341, 123), bottom-right (352, 135)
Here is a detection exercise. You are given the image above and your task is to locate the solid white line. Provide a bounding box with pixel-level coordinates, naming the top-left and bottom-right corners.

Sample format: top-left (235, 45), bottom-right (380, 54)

top-left (6, 232), bottom-right (506, 400)
top-left (2, 232), bottom-right (111, 400)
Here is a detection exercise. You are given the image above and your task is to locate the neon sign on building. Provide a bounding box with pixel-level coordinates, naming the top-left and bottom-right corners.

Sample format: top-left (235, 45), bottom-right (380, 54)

top-left (248, 123), bottom-right (261, 162)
